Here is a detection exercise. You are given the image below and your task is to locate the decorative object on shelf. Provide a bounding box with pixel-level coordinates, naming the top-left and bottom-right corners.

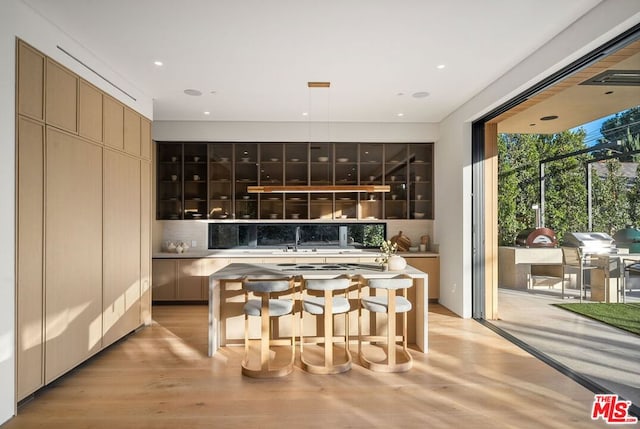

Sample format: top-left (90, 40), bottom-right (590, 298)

top-left (420, 234), bottom-right (430, 252)
top-left (390, 230), bottom-right (411, 252)
top-left (375, 239), bottom-right (397, 270)
top-left (164, 241), bottom-right (190, 253)
top-left (388, 254), bottom-right (407, 271)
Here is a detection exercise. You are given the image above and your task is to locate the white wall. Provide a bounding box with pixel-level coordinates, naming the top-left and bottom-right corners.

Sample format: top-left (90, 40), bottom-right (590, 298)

top-left (0, 0), bottom-right (153, 424)
top-left (436, 0), bottom-right (640, 317)
top-left (153, 120), bottom-right (438, 143)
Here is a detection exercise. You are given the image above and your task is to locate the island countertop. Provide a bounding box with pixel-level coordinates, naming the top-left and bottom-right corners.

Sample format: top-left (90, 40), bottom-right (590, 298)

top-left (153, 249), bottom-right (439, 259)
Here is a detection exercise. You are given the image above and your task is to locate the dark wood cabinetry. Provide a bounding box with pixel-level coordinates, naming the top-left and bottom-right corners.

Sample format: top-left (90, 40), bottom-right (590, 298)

top-left (156, 142), bottom-right (434, 220)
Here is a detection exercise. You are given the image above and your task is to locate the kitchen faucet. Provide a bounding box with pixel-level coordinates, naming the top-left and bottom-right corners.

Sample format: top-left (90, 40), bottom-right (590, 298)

top-left (294, 226), bottom-right (301, 252)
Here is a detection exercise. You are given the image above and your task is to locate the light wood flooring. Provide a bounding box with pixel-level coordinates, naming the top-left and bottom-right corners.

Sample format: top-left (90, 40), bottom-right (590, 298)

top-left (3, 305), bottom-right (612, 428)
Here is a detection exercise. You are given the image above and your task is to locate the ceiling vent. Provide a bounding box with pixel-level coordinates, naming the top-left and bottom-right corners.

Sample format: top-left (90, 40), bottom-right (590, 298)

top-left (580, 69), bottom-right (640, 86)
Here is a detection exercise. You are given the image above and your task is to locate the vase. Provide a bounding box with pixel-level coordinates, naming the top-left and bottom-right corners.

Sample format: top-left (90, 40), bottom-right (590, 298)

top-left (388, 255), bottom-right (407, 271)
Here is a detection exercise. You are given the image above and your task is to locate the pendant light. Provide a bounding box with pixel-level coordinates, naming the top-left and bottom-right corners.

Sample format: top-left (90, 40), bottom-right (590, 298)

top-left (249, 82), bottom-right (389, 194)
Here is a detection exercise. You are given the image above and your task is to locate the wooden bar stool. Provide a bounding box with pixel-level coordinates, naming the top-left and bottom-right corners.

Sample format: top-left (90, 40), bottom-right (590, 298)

top-left (358, 274), bottom-right (413, 373)
top-left (241, 276), bottom-right (297, 378)
top-left (300, 276), bottom-right (353, 375)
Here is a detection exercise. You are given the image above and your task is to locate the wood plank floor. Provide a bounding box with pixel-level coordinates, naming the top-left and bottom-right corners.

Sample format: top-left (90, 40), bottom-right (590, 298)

top-left (3, 305), bottom-right (611, 428)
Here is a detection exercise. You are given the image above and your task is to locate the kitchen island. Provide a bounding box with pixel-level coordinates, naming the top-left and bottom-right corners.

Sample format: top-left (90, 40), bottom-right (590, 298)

top-left (207, 262), bottom-right (429, 356)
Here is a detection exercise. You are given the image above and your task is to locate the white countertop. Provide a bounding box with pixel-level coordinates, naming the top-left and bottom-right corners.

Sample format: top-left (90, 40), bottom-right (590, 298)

top-left (153, 249), bottom-right (439, 259)
top-left (209, 261), bottom-right (429, 279)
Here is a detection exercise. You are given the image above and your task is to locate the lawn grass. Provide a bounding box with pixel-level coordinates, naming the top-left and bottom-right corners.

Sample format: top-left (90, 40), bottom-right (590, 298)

top-left (553, 302), bottom-right (640, 336)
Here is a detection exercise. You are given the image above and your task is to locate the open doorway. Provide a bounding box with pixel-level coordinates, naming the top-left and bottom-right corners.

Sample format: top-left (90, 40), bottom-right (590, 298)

top-left (472, 25), bottom-right (640, 413)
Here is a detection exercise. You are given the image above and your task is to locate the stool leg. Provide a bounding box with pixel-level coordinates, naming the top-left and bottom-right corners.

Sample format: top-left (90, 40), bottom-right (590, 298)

top-left (260, 295), bottom-right (270, 372)
top-left (387, 289), bottom-right (396, 367)
top-left (324, 289), bottom-right (333, 369)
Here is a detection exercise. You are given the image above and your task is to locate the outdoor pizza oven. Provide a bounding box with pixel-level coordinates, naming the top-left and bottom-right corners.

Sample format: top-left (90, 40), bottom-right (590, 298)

top-left (515, 227), bottom-right (558, 248)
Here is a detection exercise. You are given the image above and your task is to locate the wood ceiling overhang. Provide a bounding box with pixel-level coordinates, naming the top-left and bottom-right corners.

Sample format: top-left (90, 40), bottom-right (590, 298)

top-left (491, 40), bottom-right (640, 134)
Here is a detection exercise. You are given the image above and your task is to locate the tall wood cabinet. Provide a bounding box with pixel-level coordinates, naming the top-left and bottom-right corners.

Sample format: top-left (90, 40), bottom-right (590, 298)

top-left (16, 117), bottom-right (44, 399)
top-left (44, 128), bottom-right (104, 382)
top-left (103, 150), bottom-right (141, 347)
top-left (15, 40), bottom-right (152, 400)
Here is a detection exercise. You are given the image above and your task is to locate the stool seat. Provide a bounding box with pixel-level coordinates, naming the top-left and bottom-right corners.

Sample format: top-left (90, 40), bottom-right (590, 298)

top-left (244, 299), bottom-right (293, 317)
top-left (361, 296), bottom-right (411, 313)
top-left (303, 296), bottom-right (350, 315)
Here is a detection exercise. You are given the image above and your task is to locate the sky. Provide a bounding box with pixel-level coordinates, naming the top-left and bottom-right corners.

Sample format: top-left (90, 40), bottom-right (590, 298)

top-left (570, 114), bottom-right (615, 147)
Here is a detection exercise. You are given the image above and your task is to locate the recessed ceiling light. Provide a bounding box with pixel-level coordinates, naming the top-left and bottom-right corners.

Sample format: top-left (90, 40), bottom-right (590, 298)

top-left (154, 60), bottom-right (163, 66)
top-left (302, 112), bottom-right (308, 116)
top-left (184, 89), bottom-right (202, 96)
top-left (397, 113), bottom-right (404, 117)
top-left (412, 91), bottom-right (430, 98)
top-left (437, 64), bottom-right (446, 69)
top-left (204, 111), bottom-right (210, 115)
top-left (540, 115), bottom-right (559, 121)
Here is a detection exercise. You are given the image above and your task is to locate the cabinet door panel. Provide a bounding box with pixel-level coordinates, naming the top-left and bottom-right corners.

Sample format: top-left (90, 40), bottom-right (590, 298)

top-left (103, 96), bottom-right (124, 150)
top-left (405, 257), bottom-right (439, 300)
top-left (103, 150), bottom-right (141, 347)
top-left (17, 117), bottom-right (44, 399)
top-left (140, 118), bottom-right (152, 160)
top-left (45, 59), bottom-right (78, 133)
top-left (140, 161), bottom-right (152, 324)
top-left (177, 259), bottom-right (205, 300)
top-left (45, 128), bottom-right (102, 383)
top-left (124, 108), bottom-right (141, 156)
top-left (79, 80), bottom-right (103, 143)
top-left (152, 259), bottom-right (177, 301)
top-left (17, 41), bottom-right (44, 121)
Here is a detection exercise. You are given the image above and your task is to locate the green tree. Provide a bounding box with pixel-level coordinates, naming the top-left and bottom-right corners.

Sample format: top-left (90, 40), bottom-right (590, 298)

top-left (600, 106), bottom-right (640, 160)
top-left (591, 159), bottom-right (631, 234)
top-left (497, 130), bottom-right (589, 244)
top-left (541, 131), bottom-right (590, 241)
top-left (498, 134), bottom-right (541, 245)
top-left (627, 164), bottom-right (640, 228)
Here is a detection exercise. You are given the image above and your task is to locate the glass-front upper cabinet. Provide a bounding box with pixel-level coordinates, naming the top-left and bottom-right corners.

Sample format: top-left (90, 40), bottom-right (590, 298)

top-left (209, 143), bottom-right (233, 219)
top-left (285, 143), bottom-right (308, 186)
top-left (310, 143), bottom-right (332, 185)
top-left (285, 194), bottom-right (308, 220)
top-left (235, 143), bottom-right (258, 219)
top-left (157, 143), bottom-right (183, 219)
top-left (261, 193), bottom-right (284, 220)
top-left (335, 143), bottom-right (358, 185)
top-left (409, 143), bottom-right (433, 219)
top-left (360, 144), bottom-right (383, 184)
top-left (155, 141), bottom-right (434, 221)
top-left (310, 193), bottom-right (333, 219)
top-left (260, 143), bottom-right (284, 185)
top-left (183, 143), bottom-right (208, 219)
top-left (384, 144), bottom-right (408, 219)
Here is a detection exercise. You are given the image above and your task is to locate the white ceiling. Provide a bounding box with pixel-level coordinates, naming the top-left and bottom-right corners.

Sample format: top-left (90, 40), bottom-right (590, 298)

top-left (23, 0), bottom-right (603, 123)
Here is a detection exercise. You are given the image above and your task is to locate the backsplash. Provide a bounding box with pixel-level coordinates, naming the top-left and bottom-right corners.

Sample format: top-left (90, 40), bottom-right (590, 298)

top-left (154, 219), bottom-right (436, 253)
